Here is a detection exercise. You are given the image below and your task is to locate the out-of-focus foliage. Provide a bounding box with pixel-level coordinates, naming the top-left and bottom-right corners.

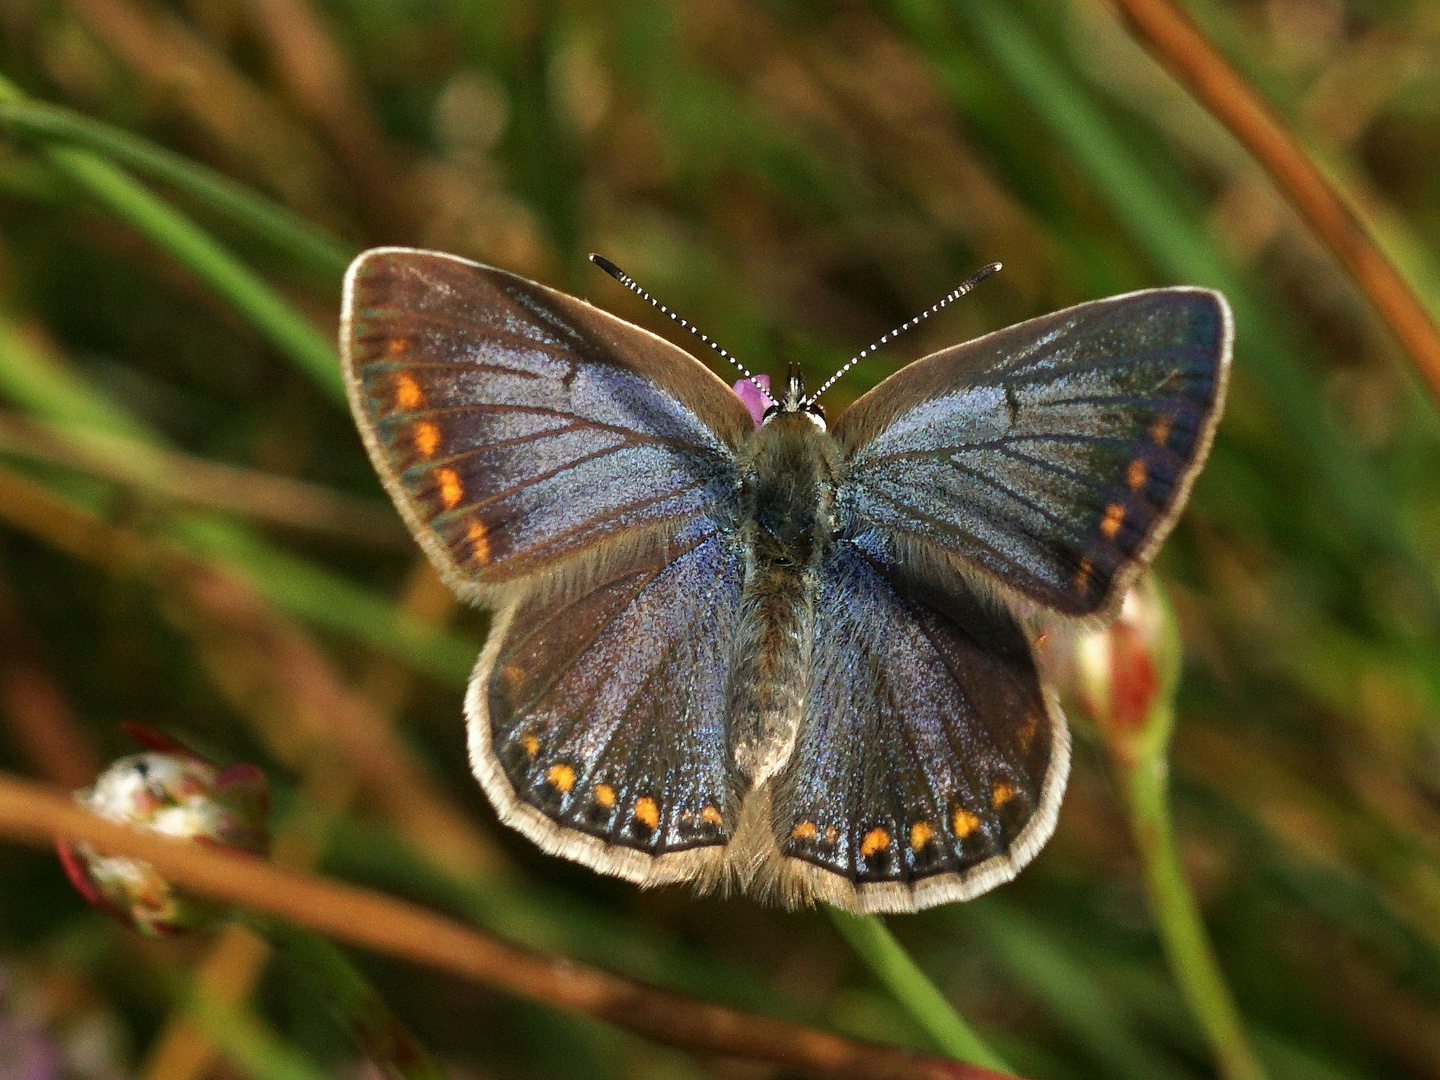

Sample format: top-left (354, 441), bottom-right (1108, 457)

top-left (0, 0), bottom-right (1438, 1078)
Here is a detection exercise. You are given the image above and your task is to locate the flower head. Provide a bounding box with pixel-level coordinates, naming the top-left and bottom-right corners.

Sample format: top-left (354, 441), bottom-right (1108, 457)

top-left (58, 728), bottom-right (269, 936)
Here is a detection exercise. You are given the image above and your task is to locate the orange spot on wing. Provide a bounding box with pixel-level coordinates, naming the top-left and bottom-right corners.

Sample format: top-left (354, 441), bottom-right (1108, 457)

top-left (1073, 556), bottom-right (1094, 593)
top-left (414, 420), bottom-right (441, 458)
top-left (701, 806), bottom-right (724, 826)
top-left (594, 784), bottom-right (616, 808)
top-left (953, 808), bottom-right (981, 838)
top-left (992, 782), bottom-right (1017, 809)
top-left (521, 734), bottom-right (539, 757)
top-left (634, 797), bottom-right (660, 830)
top-left (546, 763), bottom-right (576, 793)
top-left (790, 821), bottom-right (817, 841)
top-left (1101, 503), bottom-right (1126, 540)
top-left (387, 337), bottom-right (410, 357)
top-left (1150, 414), bottom-right (1173, 447)
top-left (467, 520), bottom-right (491, 565)
top-left (437, 467), bottom-right (463, 510)
top-left (395, 372), bottom-right (422, 409)
top-left (1127, 458), bottom-right (1147, 491)
top-left (909, 822), bottom-right (934, 850)
top-left (860, 827), bottom-right (890, 857)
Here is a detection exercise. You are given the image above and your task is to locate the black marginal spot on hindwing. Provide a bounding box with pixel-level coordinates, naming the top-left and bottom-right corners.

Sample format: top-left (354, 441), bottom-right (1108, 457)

top-left (856, 825), bottom-right (897, 882)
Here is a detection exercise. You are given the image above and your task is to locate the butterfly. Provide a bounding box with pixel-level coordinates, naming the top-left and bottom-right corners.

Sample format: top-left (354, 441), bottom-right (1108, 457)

top-left (340, 247), bottom-right (1231, 913)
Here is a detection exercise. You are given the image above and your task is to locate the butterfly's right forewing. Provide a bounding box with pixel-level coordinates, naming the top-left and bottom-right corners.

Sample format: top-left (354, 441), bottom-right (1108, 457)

top-left (833, 289), bottom-right (1230, 618)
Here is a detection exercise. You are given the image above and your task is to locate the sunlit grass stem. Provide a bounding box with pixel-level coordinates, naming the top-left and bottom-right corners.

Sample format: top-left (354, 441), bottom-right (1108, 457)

top-left (1119, 712), bottom-right (1269, 1080)
top-left (829, 910), bottom-right (1011, 1074)
top-left (1074, 580), bottom-right (1270, 1080)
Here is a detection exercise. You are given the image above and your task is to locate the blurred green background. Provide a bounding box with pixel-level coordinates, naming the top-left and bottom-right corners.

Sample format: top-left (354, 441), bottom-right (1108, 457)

top-left (0, 0), bottom-right (1439, 1078)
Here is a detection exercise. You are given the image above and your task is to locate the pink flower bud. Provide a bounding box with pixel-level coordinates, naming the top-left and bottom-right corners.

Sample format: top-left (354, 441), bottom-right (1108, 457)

top-left (732, 375), bottom-right (772, 427)
top-left (58, 729), bottom-right (269, 936)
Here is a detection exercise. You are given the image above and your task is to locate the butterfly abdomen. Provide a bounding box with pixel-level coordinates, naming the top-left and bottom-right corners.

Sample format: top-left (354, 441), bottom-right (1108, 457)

top-left (727, 414), bottom-right (839, 788)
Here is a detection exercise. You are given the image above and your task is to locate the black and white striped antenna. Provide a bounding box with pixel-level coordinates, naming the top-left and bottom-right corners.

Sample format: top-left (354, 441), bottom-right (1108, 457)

top-left (589, 254), bottom-right (775, 406)
top-left (804, 262), bottom-right (1002, 406)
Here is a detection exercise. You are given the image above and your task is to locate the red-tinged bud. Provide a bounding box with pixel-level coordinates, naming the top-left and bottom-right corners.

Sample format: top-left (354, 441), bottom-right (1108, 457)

top-left (1061, 577), bottom-right (1181, 770)
top-left (57, 728), bottom-right (269, 936)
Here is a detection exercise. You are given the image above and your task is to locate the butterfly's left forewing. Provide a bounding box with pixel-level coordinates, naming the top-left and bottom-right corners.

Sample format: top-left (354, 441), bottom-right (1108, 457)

top-left (342, 248), bottom-right (753, 603)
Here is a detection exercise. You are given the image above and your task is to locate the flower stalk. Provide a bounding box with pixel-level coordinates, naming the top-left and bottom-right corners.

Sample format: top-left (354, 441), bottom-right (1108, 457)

top-left (1068, 579), bottom-right (1268, 1080)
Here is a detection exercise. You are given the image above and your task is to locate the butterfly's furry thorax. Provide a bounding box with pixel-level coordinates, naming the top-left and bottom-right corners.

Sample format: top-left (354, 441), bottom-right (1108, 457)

top-left (727, 412), bottom-right (839, 788)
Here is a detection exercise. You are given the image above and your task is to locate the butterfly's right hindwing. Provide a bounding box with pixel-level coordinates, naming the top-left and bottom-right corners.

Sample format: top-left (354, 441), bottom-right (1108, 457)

top-left (771, 529), bottom-right (1068, 913)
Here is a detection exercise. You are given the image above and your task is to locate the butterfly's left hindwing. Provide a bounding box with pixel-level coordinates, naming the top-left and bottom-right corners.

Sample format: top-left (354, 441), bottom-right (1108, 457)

top-left (773, 530), bottom-right (1067, 913)
top-left (469, 518), bottom-right (743, 885)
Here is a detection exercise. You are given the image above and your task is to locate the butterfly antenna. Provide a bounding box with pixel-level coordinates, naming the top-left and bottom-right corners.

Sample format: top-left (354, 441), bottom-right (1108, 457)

top-left (589, 254), bottom-right (776, 405)
top-left (805, 262), bottom-right (1003, 406)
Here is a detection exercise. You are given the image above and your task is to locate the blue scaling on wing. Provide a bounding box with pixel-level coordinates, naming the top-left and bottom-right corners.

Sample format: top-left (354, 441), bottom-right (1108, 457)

top-left (341, 249), bottom-right (755, 597)
top-left (480, 517), bottom-right (744, 859)
top-left (772, 528), bottom-right (1060, 899)
top-left (832, 289), bottom-right (1230, 617)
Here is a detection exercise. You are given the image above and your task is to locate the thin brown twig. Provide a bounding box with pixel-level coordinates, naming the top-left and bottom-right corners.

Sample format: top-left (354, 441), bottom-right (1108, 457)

top-left (1108, 0), bottom-right (1440, 405)
top-left (0, 773), bottom-right (1017, 1080)
top-left (0, 584), bottom-right (100, 788)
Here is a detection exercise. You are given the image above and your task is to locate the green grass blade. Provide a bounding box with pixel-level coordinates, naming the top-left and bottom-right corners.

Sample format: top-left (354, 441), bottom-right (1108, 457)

top-left (0, 76), bottom-right (345, 404)
top-left (0, 98), bottom-right (356, 281)
top-left (0, 310), bottom-right (478, 681)
top-left (828, 910), bottom-right (1009, 1072)
top-left (188, 991), bottom-right (332, 1080)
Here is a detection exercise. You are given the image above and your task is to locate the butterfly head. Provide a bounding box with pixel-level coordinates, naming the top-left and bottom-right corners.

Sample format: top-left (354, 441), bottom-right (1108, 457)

top-left (763, 364), bottom-right (826, 430)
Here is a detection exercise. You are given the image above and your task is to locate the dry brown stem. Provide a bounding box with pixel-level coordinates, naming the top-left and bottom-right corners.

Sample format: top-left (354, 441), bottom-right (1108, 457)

top-left (243, 0), bottom-right (418, 241)
top-left (0, 773), bottom-right (1017, 1080)
top-left (0, 411), bottom-right (409, 548)
top-left (63, 0), bottom-right (347, 226)
top-left (1110, 0), bottom-right (1440, 405)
